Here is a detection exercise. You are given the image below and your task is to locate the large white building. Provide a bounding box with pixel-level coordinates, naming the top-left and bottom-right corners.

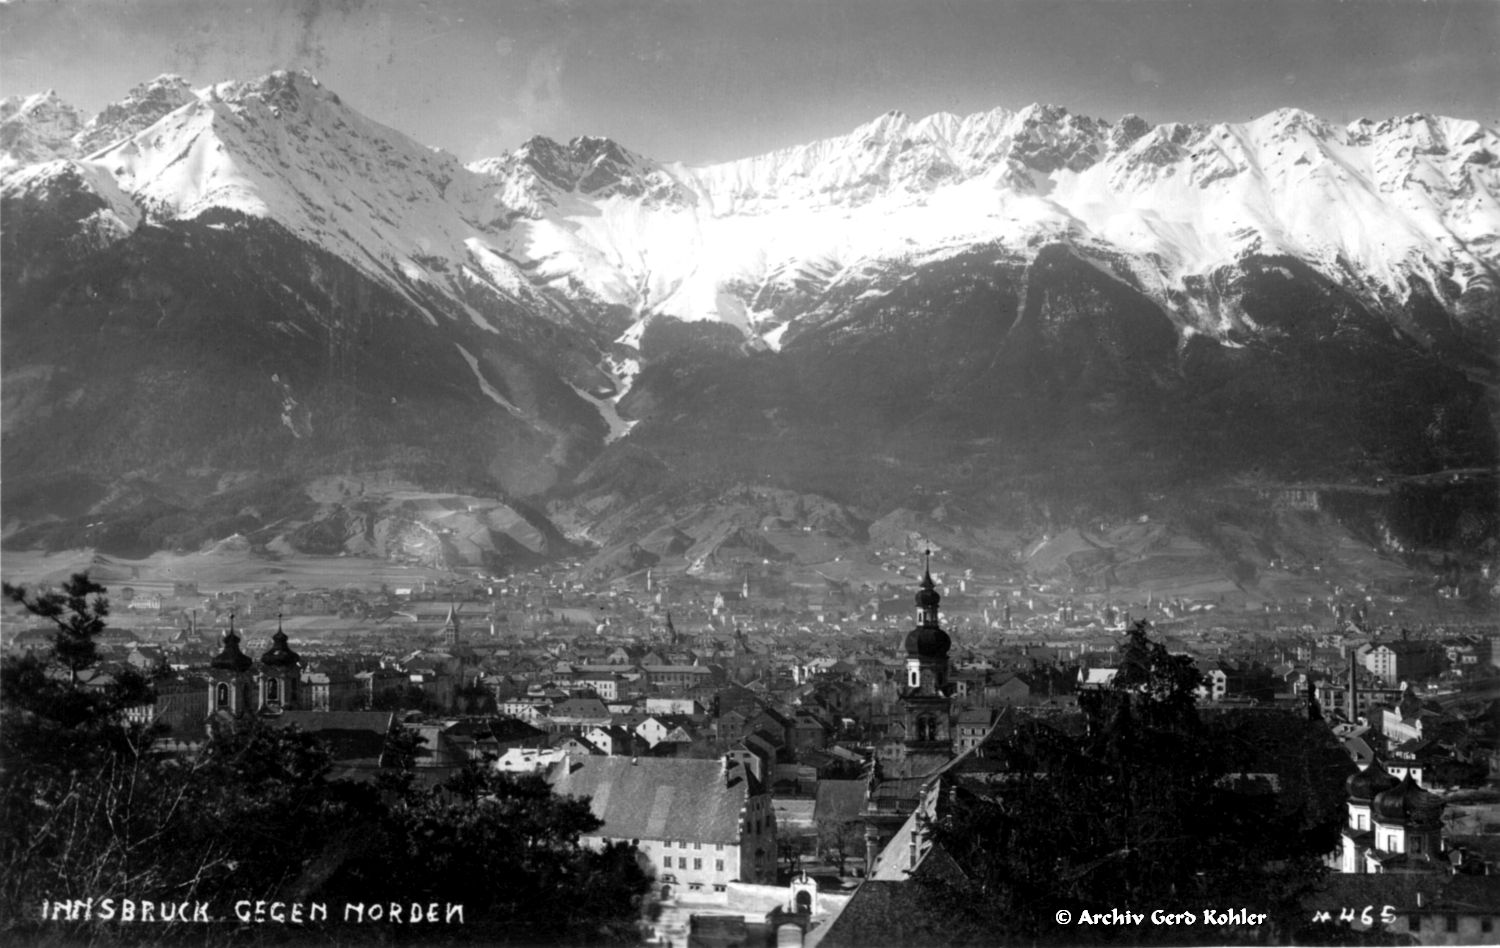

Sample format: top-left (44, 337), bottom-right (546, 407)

top-left (1365, 639), bottom-right (1444, 686)
top-left (547, 755), bottom-right (777, 896)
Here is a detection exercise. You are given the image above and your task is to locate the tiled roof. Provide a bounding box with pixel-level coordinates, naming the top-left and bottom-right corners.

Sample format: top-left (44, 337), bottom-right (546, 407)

top-left (547, 756), bottom-right (757, 845)
top-left (550, 697), bottom-right (611, 717)
top-left (804, 848), bottom-right (968, 948)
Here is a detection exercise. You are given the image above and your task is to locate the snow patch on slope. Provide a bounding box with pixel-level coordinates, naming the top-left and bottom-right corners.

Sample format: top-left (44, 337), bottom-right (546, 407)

top-left (565, 382), bottom-right (637, 444)
top-left (454, 344), bottom-right (520, 414)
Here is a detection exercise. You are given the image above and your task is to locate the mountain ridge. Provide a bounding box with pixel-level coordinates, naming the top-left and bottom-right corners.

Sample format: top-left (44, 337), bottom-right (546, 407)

top-left (2, 70), bottom-right (1495, 583)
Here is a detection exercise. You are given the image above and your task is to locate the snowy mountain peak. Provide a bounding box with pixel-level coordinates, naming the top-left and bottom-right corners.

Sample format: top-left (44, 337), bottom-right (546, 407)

top-left (0, 90), bottom-right (86, 170)
top-left (1109, 113), bottom-right (1152, 151)
top-left (471, 132), bottom-right (693, 221)
top-left (853, 109), bottom-right (911, 142)
top-left (74, 74), bottom-right (197, 156)
top-left (216, 69), bottom-right (338, 118)
top-left (516, 134), bottom-right (655, 195)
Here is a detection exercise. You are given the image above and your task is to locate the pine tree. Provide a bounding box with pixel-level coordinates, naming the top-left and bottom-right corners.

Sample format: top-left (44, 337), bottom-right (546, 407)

top-left (4, 572), bottom-right (109, 686)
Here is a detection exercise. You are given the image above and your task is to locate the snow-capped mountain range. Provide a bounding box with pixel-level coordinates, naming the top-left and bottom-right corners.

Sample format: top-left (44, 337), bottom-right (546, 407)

top-left (6, 71), bottom-right (1497, 381)
top-left (2, 70), bottom-right (1495, 568)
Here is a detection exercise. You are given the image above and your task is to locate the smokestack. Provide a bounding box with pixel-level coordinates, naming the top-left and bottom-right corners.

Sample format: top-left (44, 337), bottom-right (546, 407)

top-left (1347, 652), bottom-right (1358, 722)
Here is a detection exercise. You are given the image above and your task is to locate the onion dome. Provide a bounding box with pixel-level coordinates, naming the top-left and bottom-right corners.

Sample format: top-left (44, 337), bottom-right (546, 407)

top-left (1372, 774), bottom-right (1444, 828)
top-left (1346, 760), bottom-right (1399, 802)
top-left (915, 567), bottom-right (941, 612)
top-left (210, 616), bottom-right (253, 673)
top-left (905, 562), bottom-right (951, 658)
top-left (904, 622), bottom-right (952, 658)
top-left (260, 617), bottom-right (301, 668)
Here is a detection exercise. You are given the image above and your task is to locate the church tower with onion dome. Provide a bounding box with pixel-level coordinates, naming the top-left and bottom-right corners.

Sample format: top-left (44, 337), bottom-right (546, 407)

top-left (257, 615), bottom-right (302, 713)
top-left (208, 615), bottom-right (255, 717)
top-left (899, 553), bottom-right (954, 764)
top-left (1366, 774), bottom-right (1448, 873)
top-left (1338, 761), bottom-right (1450, 874)
top-left (1340, 759), bottom-right (1399, 872)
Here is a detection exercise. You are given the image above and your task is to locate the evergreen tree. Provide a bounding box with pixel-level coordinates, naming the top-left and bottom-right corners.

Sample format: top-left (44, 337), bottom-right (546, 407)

top-left (5, 572), bottom-right (110, 686)
top-left (1, 576), bottom-right (653, 946)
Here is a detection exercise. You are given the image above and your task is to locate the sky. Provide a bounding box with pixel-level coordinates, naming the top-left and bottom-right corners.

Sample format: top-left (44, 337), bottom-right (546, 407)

top-left (2, 0), bottom-right (1497, 165)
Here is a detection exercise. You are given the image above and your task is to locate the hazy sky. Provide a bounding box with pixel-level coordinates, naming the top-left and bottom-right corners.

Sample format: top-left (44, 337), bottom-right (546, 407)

top-left (3, 0), bottom-right (1496, 165)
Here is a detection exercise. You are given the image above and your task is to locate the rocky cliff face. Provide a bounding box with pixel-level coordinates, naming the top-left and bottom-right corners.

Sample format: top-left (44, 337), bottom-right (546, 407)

top-left (2, 70), bottom-right (1494, 571)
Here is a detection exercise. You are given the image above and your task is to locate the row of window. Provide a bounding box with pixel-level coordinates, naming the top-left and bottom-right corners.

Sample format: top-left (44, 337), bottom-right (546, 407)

top-left (664, 840), bottom-right (723, 851)
top-left (664, 880), bottom-right (727, 893)
top-left (661, 856), bottom-right (725, 872)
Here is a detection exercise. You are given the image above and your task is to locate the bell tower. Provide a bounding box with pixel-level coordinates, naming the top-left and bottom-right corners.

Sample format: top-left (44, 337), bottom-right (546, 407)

top-left (442, 603), bottom-right (461, 651)
top-left (900, 552), bottom-right (953, 760)
top-left (258, 615), bottom-right (302, 713)
top-left (208, 614), bottom-right (255, 717)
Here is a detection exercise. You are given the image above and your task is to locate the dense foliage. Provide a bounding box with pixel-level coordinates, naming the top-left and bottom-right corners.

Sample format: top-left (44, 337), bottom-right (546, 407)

top-left (920, 622), bottom-right (1356, 945)
top-left (0, 574), bottom-right (653, 946)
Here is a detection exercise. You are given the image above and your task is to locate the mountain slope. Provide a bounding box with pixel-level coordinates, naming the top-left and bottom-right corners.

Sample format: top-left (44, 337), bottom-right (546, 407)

top-left (2, 71), bottom-right (1495, 577)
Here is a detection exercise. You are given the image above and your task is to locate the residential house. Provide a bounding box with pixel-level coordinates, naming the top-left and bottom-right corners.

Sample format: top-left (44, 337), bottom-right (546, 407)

top-left (546, 696), bottom-right (613, 730)
top-left (1366, 640), bottom-right (1446, 687)
top-left (952, 708), bottom-right (998, 755)
top-left (547, 756), bottom-right (778, 895)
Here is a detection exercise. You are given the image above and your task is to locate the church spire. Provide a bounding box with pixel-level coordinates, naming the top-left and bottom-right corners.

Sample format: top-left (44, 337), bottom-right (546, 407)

top-left (260, 613), bottom-right (301, 668)
top-left (916, 549), bottom-right (941, 628)
top-left (443, 602), bottom-right (461, 649)
top-left (211, 613), bottom-right (253, 672)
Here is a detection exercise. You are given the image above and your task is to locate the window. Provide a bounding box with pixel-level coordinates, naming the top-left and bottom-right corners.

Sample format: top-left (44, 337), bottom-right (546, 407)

top-left (1408, 916), bottom-right (1420, 932)
top-left (713, 884), bottom-right (726, 893)
top-left (716, 860), bottom-right (724, 872)
top-left (694, 858), bottom-right (702, 871)
top-left (216, 683), bottom-right (229, 708)
top-left (678, 857), bottom-right (687, 869)
top-left (1480, 918), bottom-right (1491, 934)
top-left (715, 844), bottom-right (724, 851)
top-left (694, 842), bottom-right (701, 850)
top-left (1446, 916), bottom-right (1458, 934)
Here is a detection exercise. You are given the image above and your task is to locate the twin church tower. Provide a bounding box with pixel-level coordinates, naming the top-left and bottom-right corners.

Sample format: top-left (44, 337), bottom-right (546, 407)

top-left (206, 616), bottom-right (302, 718)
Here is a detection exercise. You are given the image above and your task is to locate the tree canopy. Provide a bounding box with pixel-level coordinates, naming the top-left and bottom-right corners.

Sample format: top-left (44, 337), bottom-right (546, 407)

top-left (0, 574), bottom-right (654, 946)
top-left (920, 621), bottom-right (1356, 945)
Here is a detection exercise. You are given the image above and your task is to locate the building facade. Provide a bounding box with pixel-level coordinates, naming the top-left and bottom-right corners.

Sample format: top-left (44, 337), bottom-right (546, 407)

top-left (547, 755), bottom-right (778, 895)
